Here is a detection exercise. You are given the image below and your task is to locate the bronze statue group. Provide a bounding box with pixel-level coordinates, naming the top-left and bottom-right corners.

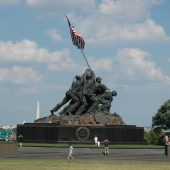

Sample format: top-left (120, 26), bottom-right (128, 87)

top-left (50, 68), bottom-right (117, 116)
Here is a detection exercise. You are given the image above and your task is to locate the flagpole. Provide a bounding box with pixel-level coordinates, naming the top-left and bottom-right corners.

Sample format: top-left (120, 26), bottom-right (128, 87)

top-left (80, 49), bottom-right (91, 69)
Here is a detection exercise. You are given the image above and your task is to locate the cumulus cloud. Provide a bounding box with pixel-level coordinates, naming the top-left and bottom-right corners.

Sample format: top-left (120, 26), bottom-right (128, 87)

top-left (0, 69), bottom-right (7, 82)
top-left (26, 0), bottom-right (94, 6)
top-left (0, 40), bottom-right (66, 62)
top-left (0, 66), bottom-right (42, 84)
top-left (85, 19), bottom-right (170, 45)
top-left (0, 40), bottom-right (76, 70)
top-left (116, 48), bottom-right (170, 84)
top-left (88, 57), bottom-right (113, 72)
top-left (47, 59), bottom-right (76, 71)
top-left (64, 0), bottom-right (169, 45)
top-left (168, 58), bottom-right (170, 63)
top-left (25, 0), bottom-right (161, 16)
top-left (24, 0), bottom-right (169, 45)
top-left (25, 0), bottom-right (95, 12)
top-left (98, 0), bottom-right (162, 20)
top-left (0, 0), bottom-right (21, 5)
top-left (118, 19), bottom-right (169, 42)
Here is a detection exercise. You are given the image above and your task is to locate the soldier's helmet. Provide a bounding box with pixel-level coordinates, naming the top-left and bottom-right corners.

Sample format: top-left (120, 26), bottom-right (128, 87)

top-left (112, 91), bottom-right (117, 97)
top-left (75, 75), bottom-right (81, 80)
top-left (96, 77), bottom-right (102, 83)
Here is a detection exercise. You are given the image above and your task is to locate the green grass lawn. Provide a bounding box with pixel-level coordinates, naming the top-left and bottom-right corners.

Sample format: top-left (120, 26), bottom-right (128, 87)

top-left (0, 160), bottom-right (170, 170)
top-left (1, 143), bottom-right (165, 170)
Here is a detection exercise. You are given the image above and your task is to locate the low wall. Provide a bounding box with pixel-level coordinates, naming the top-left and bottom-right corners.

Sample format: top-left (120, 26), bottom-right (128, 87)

top-left (17, 123), bottom-right (144, 144)
top-left (0, 142), bottom-right (18, 156)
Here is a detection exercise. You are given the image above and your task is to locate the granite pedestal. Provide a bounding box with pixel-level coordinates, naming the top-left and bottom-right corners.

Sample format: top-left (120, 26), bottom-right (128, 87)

top-left (17, 123), bottom-right (144, 144)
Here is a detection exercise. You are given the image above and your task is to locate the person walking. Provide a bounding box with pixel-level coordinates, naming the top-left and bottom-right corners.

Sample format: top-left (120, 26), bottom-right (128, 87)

top-left (94, 135), bottom-right (98, 145)
top-left (97, 140), bottom-right (101, 148)
top-left (18, 134), bottom-right (23, 148)
top-left (163, 133), bottom-right (169, 156)
top-left (67, 144), bottom-right (75, 161)
top-left (103, 139), bottom-right (110, 155)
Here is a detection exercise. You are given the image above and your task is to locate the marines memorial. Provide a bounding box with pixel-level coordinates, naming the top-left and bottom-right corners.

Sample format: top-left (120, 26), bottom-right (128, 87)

top-left (17, 16), bottom-right (144, 144)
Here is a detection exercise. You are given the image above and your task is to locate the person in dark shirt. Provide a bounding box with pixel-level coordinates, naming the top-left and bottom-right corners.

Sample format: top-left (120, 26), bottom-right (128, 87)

top-left (18, 134), bottom-right (23, 148)
top-left (103, 139), bottom-right (110, 155)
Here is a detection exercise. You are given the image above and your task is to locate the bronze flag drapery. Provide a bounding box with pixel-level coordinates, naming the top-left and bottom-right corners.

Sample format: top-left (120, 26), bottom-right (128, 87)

top-left (65, 14), bottom-right (91, 69)
top-left (65, 14), bottom-right (85, 50)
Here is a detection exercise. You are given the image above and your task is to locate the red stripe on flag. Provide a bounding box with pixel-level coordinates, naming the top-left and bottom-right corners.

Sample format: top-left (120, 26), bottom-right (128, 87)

top-left (67, 18), bottom-right (85, 50)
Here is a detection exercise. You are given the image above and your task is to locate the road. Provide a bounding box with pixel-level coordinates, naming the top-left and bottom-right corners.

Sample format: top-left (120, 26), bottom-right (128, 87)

top-left (1, 147), bottom-right (170, 162)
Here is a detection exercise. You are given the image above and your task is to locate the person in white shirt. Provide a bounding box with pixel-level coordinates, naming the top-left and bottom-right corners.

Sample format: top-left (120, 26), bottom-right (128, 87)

top-left (164, 134), bottom-right (169, 144)
top-left (94, 135), bottom-right (98, 145)
top-left (67, 144), bottom-right (75, 161)
top-left (97, 140), bottom-right (100, 147)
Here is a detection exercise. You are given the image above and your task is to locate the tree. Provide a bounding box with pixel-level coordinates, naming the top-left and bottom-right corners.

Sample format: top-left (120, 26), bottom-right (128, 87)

top-left (152, 99), bottom-right (170, 128)
top-left (144, 128), bottom-right (164, 145)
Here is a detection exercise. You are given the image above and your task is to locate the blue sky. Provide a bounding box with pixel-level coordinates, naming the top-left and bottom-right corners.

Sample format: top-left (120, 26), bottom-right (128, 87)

top-left (0, 0), bottom-right (170, 127)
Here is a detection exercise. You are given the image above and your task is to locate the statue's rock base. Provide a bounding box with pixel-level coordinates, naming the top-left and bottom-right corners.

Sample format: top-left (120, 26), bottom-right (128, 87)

top-left (34, 112), bottom-right (125, 126)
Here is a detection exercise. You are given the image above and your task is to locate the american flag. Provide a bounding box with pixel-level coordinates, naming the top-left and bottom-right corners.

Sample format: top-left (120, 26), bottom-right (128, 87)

top-left (66, 15), bottom-right (85, 50)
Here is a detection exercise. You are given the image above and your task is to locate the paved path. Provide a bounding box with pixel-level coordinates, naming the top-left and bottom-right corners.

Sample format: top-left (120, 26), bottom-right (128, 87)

top-left (1, 147), bottom-right (170, 162)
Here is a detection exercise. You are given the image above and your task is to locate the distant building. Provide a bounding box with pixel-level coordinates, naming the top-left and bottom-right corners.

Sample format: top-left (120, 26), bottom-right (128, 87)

top-left (0, 125), bottom-right (16, 141)
top-left (36, 100), bottom-right (40, 119)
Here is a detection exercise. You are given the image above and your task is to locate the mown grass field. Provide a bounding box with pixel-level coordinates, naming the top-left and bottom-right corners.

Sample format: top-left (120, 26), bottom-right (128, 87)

top-left (0, 160), bottom-right (170, 170)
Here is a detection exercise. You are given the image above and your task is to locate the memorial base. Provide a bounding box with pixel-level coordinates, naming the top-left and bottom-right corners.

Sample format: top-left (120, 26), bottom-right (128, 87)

top-left (17, 123), bottom-right (144, 144)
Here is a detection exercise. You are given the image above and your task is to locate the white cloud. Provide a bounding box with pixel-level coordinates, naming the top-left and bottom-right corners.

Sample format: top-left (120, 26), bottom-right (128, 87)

top-left (116, 48), bottom-right (170, 84)
top-left (60, 1), bottom-right (169, 45)
top-left (0, 69), bottom-right (8, 82)
top-left (25, 0), bottom-right (95, 12)
top-left (45, 29), bottom-right (64, 43)
top-left (0, 0), bottom-right (21, 5)
top-left (0, 66), bottom-right (42, 84)
top-left (88, 57), bottom-right (113, 72)
top-left (0, 40), bottom-right (65, 62)
top-left (0, 40), bottom-right (76, 71)
top-left (168, 58), bottom-right (170, 63)
top-left (85, 19), bottom-right (170, 45)
top-left (47, 59), bottom-right (76, 71)
top-left (25, 0), bottom-right (161, 16)
top-left (98, 0), bottom-right (162, 20)
top-left (118, 19), bottom-right (169, 42)
top-left (25, 0), bottom-right (169, 45)
top-left (26, 0), bottom-right (94, 6)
